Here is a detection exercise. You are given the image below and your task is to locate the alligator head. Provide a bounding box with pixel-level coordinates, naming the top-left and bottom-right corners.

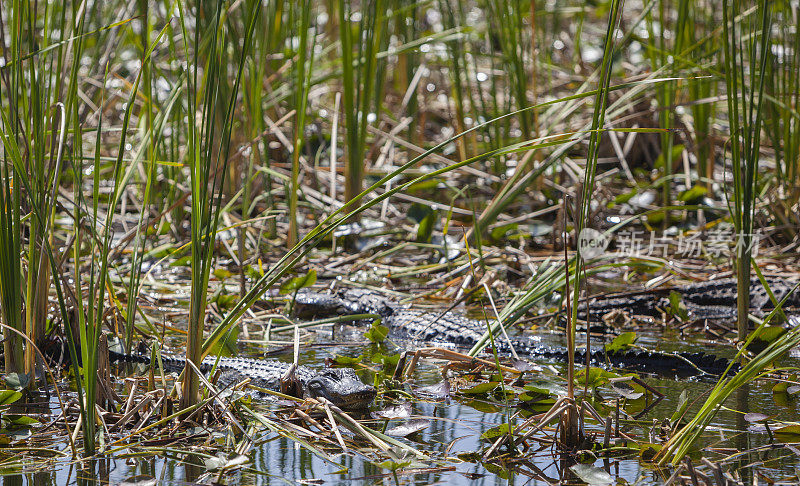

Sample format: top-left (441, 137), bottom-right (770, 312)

top-left (306, 368), bottom-right (376, 409)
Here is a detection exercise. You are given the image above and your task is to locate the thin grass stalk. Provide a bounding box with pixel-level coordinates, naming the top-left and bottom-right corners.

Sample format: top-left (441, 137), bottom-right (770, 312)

top-left (288, 0), bottom-right (314, 247)
top-left (124, 85), bottom-right (182, 352)
top-left (0, 122), bottom-right (24, 382)
top-left (338, 0), bottom-right (385, 212)
top-left (567, 0), bottom-right (624, 447)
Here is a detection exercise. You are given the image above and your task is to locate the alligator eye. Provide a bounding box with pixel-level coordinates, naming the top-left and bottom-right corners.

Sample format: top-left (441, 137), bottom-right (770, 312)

top-left (309, 381), bottom-right (321, 389)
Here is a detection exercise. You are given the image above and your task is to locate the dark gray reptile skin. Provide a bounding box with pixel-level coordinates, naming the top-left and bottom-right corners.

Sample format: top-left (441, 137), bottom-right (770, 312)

top-left (294, 288), bottom-right (737, 376)
top-left (580, 276), bottom-right (800, 320)
top-left (107, 350), bottom-right (376, 409)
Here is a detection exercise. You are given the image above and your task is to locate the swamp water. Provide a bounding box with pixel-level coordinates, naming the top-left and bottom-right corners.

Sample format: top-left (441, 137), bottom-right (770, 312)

top-left (5, 325), bottom-right (800, 485)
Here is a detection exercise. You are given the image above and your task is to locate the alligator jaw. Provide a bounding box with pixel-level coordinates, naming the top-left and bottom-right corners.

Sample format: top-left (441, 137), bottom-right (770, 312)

top-left (306, 368), bottom-right (376, 409)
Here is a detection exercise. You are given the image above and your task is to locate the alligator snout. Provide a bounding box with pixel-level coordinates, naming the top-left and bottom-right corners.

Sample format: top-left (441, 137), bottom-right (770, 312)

top-left (306, 368), bottom-right (376, 409)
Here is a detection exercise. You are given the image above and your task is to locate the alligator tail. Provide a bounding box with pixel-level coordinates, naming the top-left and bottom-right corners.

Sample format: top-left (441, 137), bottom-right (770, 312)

top-left (491, 339), bottom-right (736, 377)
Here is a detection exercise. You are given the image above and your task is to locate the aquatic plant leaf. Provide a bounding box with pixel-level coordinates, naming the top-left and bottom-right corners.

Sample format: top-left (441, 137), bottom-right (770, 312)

top-left (775, 425), bottom-right (800, 443)
top-left (670, 390), bottom-right (690, 423)
top-left (482, 461), bottom-right (510, 479)
top-left (0, 390), bottom-right (22, 406)
top-left (613, 187), bottom-right (638, 205)
top-left (407, 179), bottom-right (441, 193)
top-left (654, 144), bottom-right (685, 170)
top-left (460, 382), bottom-right (499, 395)
top-left (480, 423), bottom-right (511, 441)
top-left (213, 268), bottom-right (233, 280)
top-left (117, 476), bottom-right (159, 486)
top-left (170, 256), bottom-right (191, 267)
top-left (385, 418), bottom-right (430, 437)
top-left (207, 325), bottom-right (239, 357)
top-left (569, 464), bottom-right (614, 486)
top-left (414, 381), bottom-right (450, 399)
top-left (610, 381), bottom-right (643, 400)
top-left (365, 321), bottom-right (390, 344)
top-left (639, 442), bottom-right (663, 461)
top-left (605, 331), bottom-right (637, 352)
top-left (333, 354), bottom-right (363, 365)
top-left (279, 269), bottom-right (317, 295)
top-left (3, 373), bottom-right (30, 391)
top-left (575, 367), bottom-right (617, 388)
top-left (772, 375), bottom-right (799, 394)
top-left (521, 385), bottom-right (554, 396)
top-left (204, 453), bottom-right (250, 471)
top-left (371, 352), bottom-right (400, 374)
top-left (490, 223), bottom-right (518, 242)
top-left (5, 415), bottom-right (37, 426)
top-left (744, 413), bottom-right (770, 423)
top-left (668, 291), bottom-right (689, 321)
top-left (375, 459), bottom-right (412, 471)
top-left (410, 203), bottom-right (435, 243)
top-left (372, 402), bottom-right (412, 420)
top-left (752, 325), bottom-right (788, 345)
top-left (525, 381), bottom-right (567, 396)
top-left (678, 185), bottom-right (707, 203)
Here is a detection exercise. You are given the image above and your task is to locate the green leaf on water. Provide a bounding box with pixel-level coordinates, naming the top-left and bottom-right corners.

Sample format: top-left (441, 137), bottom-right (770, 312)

top-left (669, 291), bottom-right (689, 321)
top-left (461, 382), bottom-right (499, 395)
top-left (170, 255), bottom-right (192, 267)
top-left (4, 373), bottom-right (30, 391)
top-left (364, 320), bottom-right (389, 343)
top-left (576, 367), bottom-right (618, 388)
top-left (407, 178), bottom-right (441, 194)
top-left (5, 415), bottom-right (38, 426)
top-left (480, 423), bottom-right (511, 441)
top-left (775, 424), bottom-right (800, 443)
top-left (654, 144), bottom-right (685, 169)
top-left (752, 325), bottom-right (788, 344)
top-left (569, 463), bottom-right (614, 486)
top-left (333, 354), bottom-right (363, 365)
top-left (279, 269), bottom-right (317, 294)
top-left (519, 385), bottom-right (555, 402)
top-left (371, 352), bottom-right (400, 373)
top-left (605, 331), bottom-right (637, 352)
top-left (639, 442), bottom-right (663, 461)
top-left (374, 459), bottom-right (411, 471)
top-left (407, 203), bottom-right (435, 243)
top-left (0, 390), bottom-right (22, 406)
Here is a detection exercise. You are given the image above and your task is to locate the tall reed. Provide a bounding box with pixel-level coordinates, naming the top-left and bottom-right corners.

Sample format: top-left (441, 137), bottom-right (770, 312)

top-left (338, 0), bottom-right (386, 212)
top-left (288, 0), bottom-right (314, 247)
top-left (721, 0), bottom-right (772, 339)
top-left (178, 0), bottom-right (261, 410)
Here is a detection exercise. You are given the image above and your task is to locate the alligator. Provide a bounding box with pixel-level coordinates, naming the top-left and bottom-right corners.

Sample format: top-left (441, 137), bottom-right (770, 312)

top-left (294, 288), bottom-right (736, 377)
top-left (579, 276), bottom-right (800, 322)
top-left (104, 349), bottom-right (376, 409)
top-left (80, 278), bottom-right (796, 410)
